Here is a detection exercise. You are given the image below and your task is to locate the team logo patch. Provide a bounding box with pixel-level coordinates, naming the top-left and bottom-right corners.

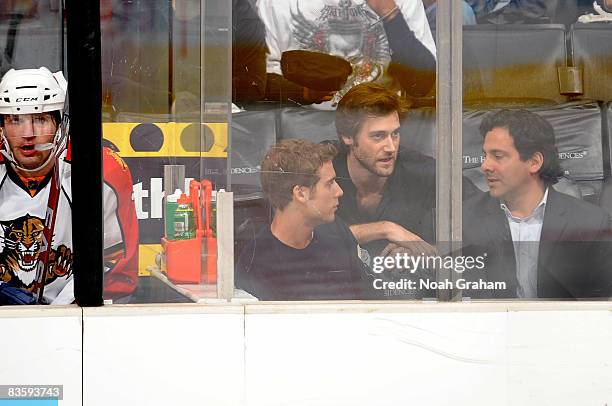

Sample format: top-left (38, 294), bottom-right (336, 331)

top-left (0, 214), bottom-right (72, 289)
top-left (0, 215), bottom-right (45, 287)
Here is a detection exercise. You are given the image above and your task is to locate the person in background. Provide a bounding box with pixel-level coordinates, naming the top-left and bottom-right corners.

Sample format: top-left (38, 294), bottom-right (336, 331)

top-left (258, 0), bottom-right (436, 104)
top-left (466, 0), bottom-right (548, 24)
top-left (423, 0), bottom-right (477, 31)
top-left (463, 109), bottom-right (612, 298)
top-left (232, 0), bottom-right (267, 105)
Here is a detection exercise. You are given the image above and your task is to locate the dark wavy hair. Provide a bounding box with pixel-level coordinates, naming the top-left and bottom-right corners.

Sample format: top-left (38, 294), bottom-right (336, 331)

top-left (479, 109), bottom-right (563, 186)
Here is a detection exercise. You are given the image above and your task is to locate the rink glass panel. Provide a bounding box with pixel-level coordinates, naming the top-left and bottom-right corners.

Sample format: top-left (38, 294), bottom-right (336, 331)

top-left (101, 0), bottom-right (229, 304)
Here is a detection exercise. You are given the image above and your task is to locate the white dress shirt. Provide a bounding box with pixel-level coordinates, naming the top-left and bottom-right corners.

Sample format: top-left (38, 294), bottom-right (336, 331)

top-left (500, 188), bottom-right (549, 298)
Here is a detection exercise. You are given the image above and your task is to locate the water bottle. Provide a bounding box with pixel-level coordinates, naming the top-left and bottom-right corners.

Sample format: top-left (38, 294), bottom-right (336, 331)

top-left (173, 193), bottom-right (196, 240)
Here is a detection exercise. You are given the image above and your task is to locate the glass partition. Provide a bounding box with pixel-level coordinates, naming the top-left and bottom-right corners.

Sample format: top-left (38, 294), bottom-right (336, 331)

top-left (101, 0), bottom-right (230, 304)
top-left (97, 0), bottom-right (612, 304)
top-left (232, 0), bottom-right (444, 301)
top-left (0, 0), bottom-right (63, 73)
top-left (460, 0), bottom-right (612, 300)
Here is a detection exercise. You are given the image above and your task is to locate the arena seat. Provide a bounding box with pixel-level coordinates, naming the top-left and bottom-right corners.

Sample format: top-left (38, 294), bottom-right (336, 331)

top-left (598, 178), bottom-right (612, 221)
top-left (231, 110), bottom-right (277, 263)
top-left (232, 100), bottom-right (605, 200)
top-left (463, 24), bottom-right (568, 104)
top-left (231, 109), bottom-right (277, 199)
top-left (278, 107), bottom-right (337, 143)
top-left (605, 102), bottom-right (612, 176)
top-left (462, 102), bottom-right (604, 197)
top-left (401, 102), bottom-right (604, 198)
top-left (570, 23), bottom-right (612, 102)
top-left (598, 103), bottom-right (612, 217)
top-left (401, 107), bottom-right (436, 158)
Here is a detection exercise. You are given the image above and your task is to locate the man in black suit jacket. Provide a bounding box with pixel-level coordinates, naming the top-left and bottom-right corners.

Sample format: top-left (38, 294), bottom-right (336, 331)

top-left (463, 109), bottom-right (612, 299)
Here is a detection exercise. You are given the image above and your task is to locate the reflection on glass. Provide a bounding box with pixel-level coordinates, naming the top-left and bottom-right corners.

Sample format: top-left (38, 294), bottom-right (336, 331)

top-left (0, 0), bottom-right (62, 76)
top-left (255, 0), bottom-right (436, 105)
top-left (100, 0), bottom-right (228, 304)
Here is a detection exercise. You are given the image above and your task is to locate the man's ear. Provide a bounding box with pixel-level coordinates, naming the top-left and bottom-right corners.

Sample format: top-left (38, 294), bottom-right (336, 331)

top-left (292, 185), bottom-right (309, 203)
top-left (528, 151), bottom-right (544, 175)
top-left (340, 133), bottom-right (353, 147)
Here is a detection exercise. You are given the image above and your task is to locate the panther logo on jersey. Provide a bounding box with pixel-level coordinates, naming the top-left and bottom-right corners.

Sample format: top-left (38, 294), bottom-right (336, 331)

top-left (0, 215), bottom-right (73, 290)
top-left (0, 214), bottom-right (45, 288)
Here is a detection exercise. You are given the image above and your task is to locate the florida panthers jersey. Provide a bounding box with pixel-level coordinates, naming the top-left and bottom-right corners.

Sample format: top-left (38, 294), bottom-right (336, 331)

top-left (0, 152), bottom-right (73, 304)
top-left (102, 147), bottom-right (138, 301)
top-left (0, 147), bottom-right (139, 305)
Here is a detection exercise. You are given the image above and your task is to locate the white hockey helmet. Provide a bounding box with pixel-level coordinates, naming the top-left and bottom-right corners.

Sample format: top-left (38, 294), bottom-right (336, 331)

top-left (0, 67), bottom-right (69, 173)
top-left (0, 67), bottom-right (66, 115)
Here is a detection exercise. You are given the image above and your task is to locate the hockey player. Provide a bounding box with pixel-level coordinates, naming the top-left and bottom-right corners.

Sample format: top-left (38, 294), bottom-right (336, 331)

top-left (0, 67), bottom-right (138, 305)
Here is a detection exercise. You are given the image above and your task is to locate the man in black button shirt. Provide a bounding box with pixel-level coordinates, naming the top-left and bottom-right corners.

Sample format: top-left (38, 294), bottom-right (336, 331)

top-left (236, 139), bottom-right (372, 300)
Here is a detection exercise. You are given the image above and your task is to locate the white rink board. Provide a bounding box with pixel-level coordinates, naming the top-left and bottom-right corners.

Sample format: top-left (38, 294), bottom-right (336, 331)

top-left (82, 305), bottom-right (245, 406)
top-left (245, 309), bottom-right (507, 406)
top-left (0, 306), bottom-right (82, 406)
top-left (243, 303), bottom-right (612, 406)
top-left (1, 302), bottom-right (611, 406)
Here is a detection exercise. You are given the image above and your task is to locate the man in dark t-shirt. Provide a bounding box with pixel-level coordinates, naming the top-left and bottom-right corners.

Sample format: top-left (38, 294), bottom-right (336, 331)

top-left (237, 218), bottom-right (371, 300)
top-left (236, 139), bottom-right (373, 300)
top-left (333, 83), bottom-right (480, 258)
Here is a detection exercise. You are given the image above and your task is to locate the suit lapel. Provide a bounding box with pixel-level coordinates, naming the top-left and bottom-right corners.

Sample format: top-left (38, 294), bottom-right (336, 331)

top-left (482, 196), bottom-right (512, 243)
top-left (538, 189), bottom-right (569, 267)
top-left (481, 196), bottom-right (518, 295)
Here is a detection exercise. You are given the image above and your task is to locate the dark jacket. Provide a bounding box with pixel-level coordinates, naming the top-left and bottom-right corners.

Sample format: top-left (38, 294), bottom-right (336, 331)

top-left (463, 188), bottom-right (612, 299)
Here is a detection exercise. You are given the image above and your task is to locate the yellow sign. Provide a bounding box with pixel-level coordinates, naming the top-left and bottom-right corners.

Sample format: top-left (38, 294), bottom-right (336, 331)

top-left (102, 122), bottom-right (227, 158)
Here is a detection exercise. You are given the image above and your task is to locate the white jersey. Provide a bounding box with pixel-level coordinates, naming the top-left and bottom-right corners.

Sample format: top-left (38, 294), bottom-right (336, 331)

top-left (257, 0), bottom-right (436, 76)
top-left (0, 153), bottom-right (73, 304)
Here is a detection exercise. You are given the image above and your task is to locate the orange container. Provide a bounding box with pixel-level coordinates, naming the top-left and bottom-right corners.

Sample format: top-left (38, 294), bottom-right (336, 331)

top-left (199, 180), bottom-right (217, 284)
top-left (161, 231), bottom-right (202, 284)
top-left (161, 179), bottom-right (217, 285)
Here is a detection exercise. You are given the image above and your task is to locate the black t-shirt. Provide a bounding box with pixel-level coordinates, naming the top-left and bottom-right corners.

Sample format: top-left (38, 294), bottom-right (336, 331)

top-left (333, 146), bottom-right (437, 257)
top-left (236, 218), bottom-right (373, 300)
top-left (332, 144), bottom-right (481, 257)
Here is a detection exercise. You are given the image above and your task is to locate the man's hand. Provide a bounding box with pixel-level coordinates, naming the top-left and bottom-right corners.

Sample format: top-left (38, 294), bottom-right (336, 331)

top-left (382, 222), bottom-right (437, 257)
top-left (380, 240), bottom-right (437, 258)
top-left (366, 0), bottom-right (398, 17)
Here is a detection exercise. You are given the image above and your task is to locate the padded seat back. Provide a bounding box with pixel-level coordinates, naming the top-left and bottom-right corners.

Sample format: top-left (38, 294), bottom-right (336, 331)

top-left (278, 108), bottom-right (337, 143)
top-left (463, 102), bottom-right (604, 184)
top-left (463, 24), bottom-right (567, 103)
top-left (231, 110), bottom-right (277, 198)
top-left (570, 24), bottom-right (612, 102)
top-left (401, 107), bottom-right (436, 158)
top-left (604, 102), bottom-right (612, 176)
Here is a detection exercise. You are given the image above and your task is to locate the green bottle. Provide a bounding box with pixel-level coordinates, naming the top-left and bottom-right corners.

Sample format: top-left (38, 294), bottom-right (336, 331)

top-left (173, 193), bottom-right (196, 240)
top-left (165, 189), bottom-right (182, 240)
